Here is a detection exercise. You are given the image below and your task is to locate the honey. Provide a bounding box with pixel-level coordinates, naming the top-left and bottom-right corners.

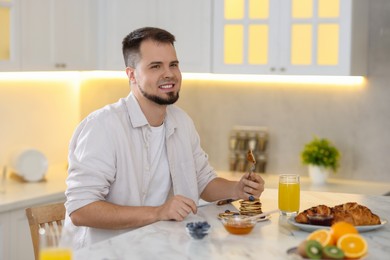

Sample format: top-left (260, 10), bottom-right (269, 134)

top-left (224, 223), bottom-right (254, 235)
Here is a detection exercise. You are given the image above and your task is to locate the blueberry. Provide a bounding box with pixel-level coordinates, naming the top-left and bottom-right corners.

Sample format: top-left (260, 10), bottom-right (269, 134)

top-left (186, 221), bottom-right (210, 239)
top-left (225, 210), bottom-right (231, 213)
top-left (249, 195), bottom-right (255, 201)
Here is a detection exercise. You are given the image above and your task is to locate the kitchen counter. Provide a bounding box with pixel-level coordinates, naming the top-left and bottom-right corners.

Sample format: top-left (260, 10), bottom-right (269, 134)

top-left (218, 171), bottom-right (390, 196)
top-left (73, 189), bottom-right (390, 259)
top-left (0, 164), bottom-right (67, 213)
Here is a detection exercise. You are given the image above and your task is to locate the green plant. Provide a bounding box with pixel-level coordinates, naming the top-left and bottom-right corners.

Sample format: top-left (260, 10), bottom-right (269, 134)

top-left (301, 137), bottom-right (340, 172)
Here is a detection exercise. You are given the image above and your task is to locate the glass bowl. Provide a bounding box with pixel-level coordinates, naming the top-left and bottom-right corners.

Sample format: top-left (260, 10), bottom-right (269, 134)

top-left (307, 214), bottom-right (334, 226)
top-left (186, 221), bottom-right (211, 240)
top-left (221, 215), bottom-right (256, 235)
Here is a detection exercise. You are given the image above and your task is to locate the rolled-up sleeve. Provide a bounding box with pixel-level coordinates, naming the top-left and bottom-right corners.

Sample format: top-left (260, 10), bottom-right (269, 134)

top-left (65, 114), bottom-right (116, 215)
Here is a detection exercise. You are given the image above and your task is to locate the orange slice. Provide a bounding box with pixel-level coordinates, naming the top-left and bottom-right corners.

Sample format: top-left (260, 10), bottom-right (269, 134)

top-left (306, 229), bottom-right (334, 246)
top-left (330, 221), bottom-right (358, 243)
top-left (337, 233), bottom-right (368, 259)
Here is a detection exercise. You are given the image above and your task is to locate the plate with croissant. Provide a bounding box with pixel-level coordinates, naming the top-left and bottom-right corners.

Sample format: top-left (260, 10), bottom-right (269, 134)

top-left (288, 202), bottom-right (387, 232)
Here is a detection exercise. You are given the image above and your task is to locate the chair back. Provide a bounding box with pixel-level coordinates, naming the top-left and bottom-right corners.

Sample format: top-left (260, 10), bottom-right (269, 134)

top-left (25, 202), bottom-right (66, 260)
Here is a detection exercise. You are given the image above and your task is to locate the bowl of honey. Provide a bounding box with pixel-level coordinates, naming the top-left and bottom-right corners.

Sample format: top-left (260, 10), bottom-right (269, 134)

top-left (221, 215), bottom-right (256, 235)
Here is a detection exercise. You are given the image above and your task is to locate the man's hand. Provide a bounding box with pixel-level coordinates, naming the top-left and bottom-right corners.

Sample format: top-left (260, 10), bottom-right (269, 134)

top-left (233, 172), bottom-right (265, 200)
top-left (156, 195), bottom-right (197, 221)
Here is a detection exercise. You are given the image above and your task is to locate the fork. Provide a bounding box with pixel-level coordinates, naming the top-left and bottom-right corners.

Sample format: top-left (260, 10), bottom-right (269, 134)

top-left (247, 150), bottom-right (256, 180)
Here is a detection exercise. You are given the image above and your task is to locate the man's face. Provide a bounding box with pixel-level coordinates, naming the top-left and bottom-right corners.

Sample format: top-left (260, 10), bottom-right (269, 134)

top-left (129, 39), bottom-right (182, 105)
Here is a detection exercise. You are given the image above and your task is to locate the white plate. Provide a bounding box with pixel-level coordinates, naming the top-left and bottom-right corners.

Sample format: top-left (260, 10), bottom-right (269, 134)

top-left (10, 148), bottom-right (48, 182)
top-left (287, 216), bottom-right (387, 232)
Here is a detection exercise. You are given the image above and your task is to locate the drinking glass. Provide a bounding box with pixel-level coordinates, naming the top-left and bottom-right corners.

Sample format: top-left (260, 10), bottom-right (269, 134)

top-left (278, 174), bottom-right (300, 216)
top-left (39, 226), bottom-right (72, 260)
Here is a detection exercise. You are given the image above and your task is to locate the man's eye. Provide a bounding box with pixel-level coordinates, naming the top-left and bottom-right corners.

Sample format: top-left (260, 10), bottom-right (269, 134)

top-left (171, 63), bottom-right (178, 67)
top-left (151, 65), bottom-right (160, 69)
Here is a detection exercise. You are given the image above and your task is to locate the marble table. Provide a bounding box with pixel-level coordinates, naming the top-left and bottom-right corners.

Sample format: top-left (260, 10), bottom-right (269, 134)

top-left (73, 189), bottom-right (390, 260)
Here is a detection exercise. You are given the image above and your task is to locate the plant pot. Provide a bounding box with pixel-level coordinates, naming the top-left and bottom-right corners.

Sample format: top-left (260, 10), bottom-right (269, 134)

top-left (308, 165), bottom-right (330, 185)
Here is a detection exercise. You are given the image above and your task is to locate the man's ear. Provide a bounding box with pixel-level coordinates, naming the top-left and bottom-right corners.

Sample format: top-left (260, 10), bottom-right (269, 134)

top-left (126, 67), bottom-right (136, 84)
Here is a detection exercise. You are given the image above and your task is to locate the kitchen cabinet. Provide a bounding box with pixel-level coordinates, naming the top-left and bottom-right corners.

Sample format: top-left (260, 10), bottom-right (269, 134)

top-left (0, 212), bottom-right (10, 260)
top-left (19, 0), bottom-right (98, 71)
top-left (101, 0), bottom-right (211, 72)
top-left (213, 0), bottom-right (368, 75)
top-left (0, 0), bottom-right (20, 71)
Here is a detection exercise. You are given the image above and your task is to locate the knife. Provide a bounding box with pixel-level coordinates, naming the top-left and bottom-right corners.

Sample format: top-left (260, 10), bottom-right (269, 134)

top-left (244, 209), bottom-right (280, 221)
top-left (197, 198), bottom-right (237, 208)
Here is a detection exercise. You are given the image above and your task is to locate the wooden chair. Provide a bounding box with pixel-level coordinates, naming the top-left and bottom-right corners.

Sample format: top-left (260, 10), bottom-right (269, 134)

top-left (25, 202), bottom-right (66, 260)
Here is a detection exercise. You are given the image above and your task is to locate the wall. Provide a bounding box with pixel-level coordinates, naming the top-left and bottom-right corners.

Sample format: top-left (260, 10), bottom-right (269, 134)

top-left (0, 73), bottom-right (80, 168)
top-left (0, 1), bottom-right (389, 182)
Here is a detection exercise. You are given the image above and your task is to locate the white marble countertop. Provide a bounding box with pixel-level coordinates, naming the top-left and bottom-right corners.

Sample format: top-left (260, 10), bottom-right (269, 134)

top-left (0, 164), bottom-right (67, 212)
top-left (218, 171), bottom-right (390, 196)
top-left (74, 189), bottom-right (390, 260)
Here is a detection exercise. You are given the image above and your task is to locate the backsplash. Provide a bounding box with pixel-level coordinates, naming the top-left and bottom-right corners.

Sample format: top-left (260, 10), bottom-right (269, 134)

top-left (228, 126), bottom-right (268, 173)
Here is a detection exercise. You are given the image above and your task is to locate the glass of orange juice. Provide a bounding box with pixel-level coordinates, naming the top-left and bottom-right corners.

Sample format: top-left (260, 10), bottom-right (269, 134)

top-left (39, 227), bottom-right (72, 260)
top-left (278, 174), bottom-right (300, 216)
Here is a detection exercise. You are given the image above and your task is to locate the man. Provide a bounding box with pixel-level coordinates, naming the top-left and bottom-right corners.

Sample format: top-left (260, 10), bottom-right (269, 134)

top-left (64, 27), bottom-right (264, 249)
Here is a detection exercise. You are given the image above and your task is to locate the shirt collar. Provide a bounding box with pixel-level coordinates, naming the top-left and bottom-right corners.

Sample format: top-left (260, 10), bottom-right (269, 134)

top-left (125, 92), bottom-right (149, 128)
top-left (125, 92), bottom-right (177, 136)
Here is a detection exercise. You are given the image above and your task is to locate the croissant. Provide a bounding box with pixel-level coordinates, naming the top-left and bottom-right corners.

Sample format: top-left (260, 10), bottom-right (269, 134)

top-left (294, 204), bottom-right (332, 224)
top-left (333, 202), bottom-right (381, 226)
top-left (295, 202), bottom-right (381, 226)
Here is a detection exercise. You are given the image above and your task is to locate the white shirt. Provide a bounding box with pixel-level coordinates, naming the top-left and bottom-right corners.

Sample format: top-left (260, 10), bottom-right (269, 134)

top-left (144, 123), bottom-right (171, 206)
top-left (64, 92), bottom-right (217, 249)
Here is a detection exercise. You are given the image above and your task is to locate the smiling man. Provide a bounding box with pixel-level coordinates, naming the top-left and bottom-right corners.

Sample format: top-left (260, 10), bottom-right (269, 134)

top-left (64, 27), bottom-right (265, 249)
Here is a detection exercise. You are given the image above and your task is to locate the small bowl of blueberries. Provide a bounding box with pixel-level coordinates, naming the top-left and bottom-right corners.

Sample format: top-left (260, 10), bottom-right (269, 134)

top-left (186, 221), bottom-right (211, 240)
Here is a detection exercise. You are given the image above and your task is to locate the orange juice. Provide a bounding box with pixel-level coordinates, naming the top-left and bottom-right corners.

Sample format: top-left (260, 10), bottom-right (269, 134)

top-left (278, 174), bottom-right (300, 215)
top-left (39, 248), bottom-right (72, 260)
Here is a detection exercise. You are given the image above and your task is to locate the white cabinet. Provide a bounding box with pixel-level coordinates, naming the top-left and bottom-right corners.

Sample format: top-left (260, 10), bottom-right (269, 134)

top-left (19, 0), bottom-right (98, 71)
top-left (0, 0), bottom-right (20, 71)
top-left (100, 0), bottom-right (157, 70)
top-left (157, 0), bottom-right (211, 73)
top-left (2, 0), bottom-right (211, 72)
top-left (0, 212), bottom-right (11, 260)
top-left (101, 0), bottom-right (211, 72)
top-left (8, 208), bottom-right (34, 260)
top-left (213, 0), bottom-right (368, 75)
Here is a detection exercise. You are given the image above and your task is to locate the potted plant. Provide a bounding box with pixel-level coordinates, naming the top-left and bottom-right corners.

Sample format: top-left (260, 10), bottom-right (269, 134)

top-left (301, 137), bottom-right (340, 185)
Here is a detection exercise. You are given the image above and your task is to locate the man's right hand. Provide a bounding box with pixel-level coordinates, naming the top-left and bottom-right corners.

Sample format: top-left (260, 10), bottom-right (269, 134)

top-left (157, 195), bottom-right (197, 221)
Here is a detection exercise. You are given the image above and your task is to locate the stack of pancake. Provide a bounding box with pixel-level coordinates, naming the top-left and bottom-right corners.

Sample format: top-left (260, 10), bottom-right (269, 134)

top-left (239, 199), bottom-right (262, 216)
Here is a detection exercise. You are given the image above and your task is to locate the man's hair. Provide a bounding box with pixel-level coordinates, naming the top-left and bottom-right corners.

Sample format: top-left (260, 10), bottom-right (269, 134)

top-left (122, 27), bottom-right (176, 67)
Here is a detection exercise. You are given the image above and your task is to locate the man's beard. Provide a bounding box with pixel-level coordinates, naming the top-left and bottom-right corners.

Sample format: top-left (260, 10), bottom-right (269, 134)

top-left (138, 84), bottom-right (179, 105)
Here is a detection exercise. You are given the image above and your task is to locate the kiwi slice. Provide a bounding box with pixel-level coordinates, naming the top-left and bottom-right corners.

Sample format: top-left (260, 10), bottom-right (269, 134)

top-left (322, 245), bottom-right (345, 259)
top-left (297, 240), bottom-right (323, 259)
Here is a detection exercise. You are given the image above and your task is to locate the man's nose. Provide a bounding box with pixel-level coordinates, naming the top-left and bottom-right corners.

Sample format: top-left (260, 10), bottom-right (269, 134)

top-left (162, 66), bottom-right (174, 78)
